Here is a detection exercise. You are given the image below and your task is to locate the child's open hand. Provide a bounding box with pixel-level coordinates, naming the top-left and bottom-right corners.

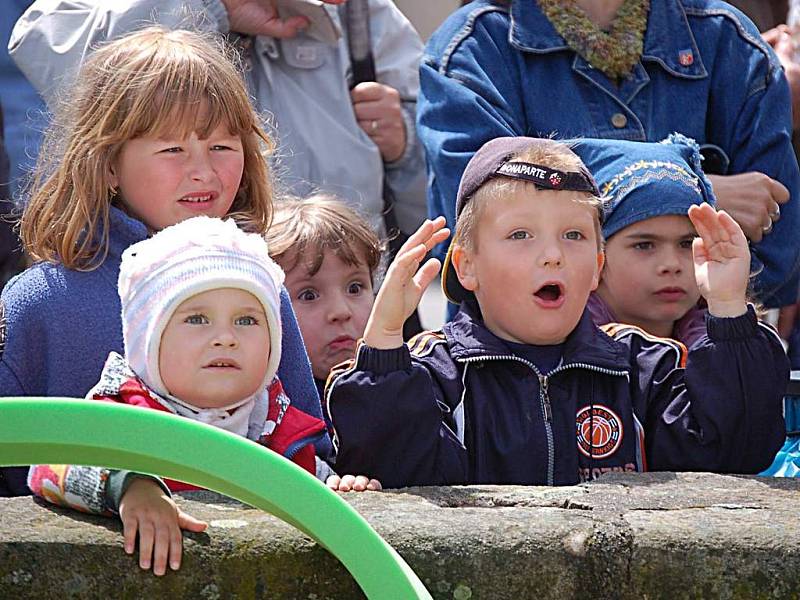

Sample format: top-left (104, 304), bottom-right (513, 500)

top-left (119, 478), bottom-right (208, 576)
top-left (688, 203), bottom-right (750, 318)
top-left (364, 217), bottom-right (450, 349)
top-left (325, 474), bottom-right (382, 492)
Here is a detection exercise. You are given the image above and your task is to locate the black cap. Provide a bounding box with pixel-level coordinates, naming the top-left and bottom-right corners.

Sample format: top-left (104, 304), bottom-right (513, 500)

top-left (442, 137), bottom-right (599, 304)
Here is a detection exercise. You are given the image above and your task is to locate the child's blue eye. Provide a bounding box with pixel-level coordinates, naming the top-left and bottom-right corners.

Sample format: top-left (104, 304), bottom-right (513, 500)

top-left (564, 231), bottom-right (584, 241)
top-left (235, 316), bottom-right (259, 326)
top-left (509, 231), bottom-right (530, 240)
top-left (160, 146), bottom-right (183, 154)
top-left (185, 314), bottom-right (208, 325)
top-left (298, 289), bottom-right (319, 302)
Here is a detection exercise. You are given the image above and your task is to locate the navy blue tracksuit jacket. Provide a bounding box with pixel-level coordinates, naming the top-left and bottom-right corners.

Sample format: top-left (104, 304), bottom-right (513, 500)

top-left (327, 301), bottom-right (788, 488)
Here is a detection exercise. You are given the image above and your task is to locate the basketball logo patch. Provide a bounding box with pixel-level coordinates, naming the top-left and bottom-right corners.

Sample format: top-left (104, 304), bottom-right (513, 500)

top-left (575, 405), bottom-right (623, 459)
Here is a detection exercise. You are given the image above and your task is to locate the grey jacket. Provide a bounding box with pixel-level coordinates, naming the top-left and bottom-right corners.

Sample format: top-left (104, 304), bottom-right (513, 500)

top-left (9, 0), bottom-right (427, 234)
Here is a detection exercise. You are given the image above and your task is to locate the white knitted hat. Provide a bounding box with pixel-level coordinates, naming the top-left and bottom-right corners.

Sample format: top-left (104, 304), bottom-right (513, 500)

top-left (119, 216), bottom-right (285, 399)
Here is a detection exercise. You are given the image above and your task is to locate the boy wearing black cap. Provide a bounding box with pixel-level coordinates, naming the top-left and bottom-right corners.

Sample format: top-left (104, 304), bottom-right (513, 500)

top-left (326, 137), bottom-right (788, 488)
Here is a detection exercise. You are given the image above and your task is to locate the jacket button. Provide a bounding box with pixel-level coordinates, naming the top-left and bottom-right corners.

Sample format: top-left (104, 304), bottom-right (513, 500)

top-left (611, 113), bottom-right (627, 128)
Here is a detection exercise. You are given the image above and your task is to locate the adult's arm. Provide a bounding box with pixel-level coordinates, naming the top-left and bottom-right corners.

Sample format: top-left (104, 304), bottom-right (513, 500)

top-left (717, 49), bottom-right (800, 306)
top-left (362, 0), bottom-right (428, 234)
top-left (417, 7), bottom-right (524, 261)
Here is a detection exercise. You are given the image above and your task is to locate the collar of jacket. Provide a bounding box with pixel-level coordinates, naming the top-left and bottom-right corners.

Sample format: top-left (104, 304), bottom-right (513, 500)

top-left (509, 0), bottom-right (707, 79)
top-left (443, 297), bottom-right (629, 372)
top-left (107, 205), bottom-right (150, 260)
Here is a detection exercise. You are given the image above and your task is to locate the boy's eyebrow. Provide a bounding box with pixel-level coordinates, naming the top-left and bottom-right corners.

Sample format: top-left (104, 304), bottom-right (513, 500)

top-left (621, 230), bottom-right (696, 241)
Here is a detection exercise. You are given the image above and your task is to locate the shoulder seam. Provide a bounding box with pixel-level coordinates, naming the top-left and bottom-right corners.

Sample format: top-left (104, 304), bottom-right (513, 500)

top-left (439, 4), bottom-right (509, 75)
top-left (601, 323), bottom-right (687, 369)
top-left (408, 330), bottom-right (448, 358)
top-left (682, 6), bottom-right (774, 95)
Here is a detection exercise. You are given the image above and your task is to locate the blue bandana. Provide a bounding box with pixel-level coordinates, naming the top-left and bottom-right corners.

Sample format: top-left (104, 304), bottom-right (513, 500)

top-left (572, 134), bottom-right (715, 239)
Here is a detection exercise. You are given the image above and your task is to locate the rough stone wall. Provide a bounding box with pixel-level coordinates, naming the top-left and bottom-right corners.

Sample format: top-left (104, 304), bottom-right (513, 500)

top-left (2, 472), bottom-right (799, 599)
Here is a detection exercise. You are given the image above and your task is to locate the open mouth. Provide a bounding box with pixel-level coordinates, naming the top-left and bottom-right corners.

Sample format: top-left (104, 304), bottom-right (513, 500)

top-left (179, 192), bottom-right (217, 205)
top-left (535, 283), bottom-right (562, 301)
top-left (533, 282), bottom-right (565, 307)
top-left (204, 359), bottom-right (240, 369)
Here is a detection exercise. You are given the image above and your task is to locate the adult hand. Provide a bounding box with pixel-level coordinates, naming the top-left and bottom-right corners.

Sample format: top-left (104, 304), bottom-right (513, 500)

top-left (688, 203), bottom-right (750, 318)
top-left (119, 478), bottom-right (208, 576)
top-left (706, 172), bottom-right (788, 243)
top-left (326, 474), bottom-right (383, 492)
top-left (352, 82), bottom-right (407, 162)
top-left (221, 0), bottom-right (345, 38)
top-left (364, 217), bottom-right (449, 349)
top-left (763, 25), bottom-right (800, 129)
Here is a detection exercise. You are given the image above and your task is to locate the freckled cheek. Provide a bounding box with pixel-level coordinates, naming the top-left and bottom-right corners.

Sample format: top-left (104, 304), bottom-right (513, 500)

top-left (223, 159), bottom-right (245, 186)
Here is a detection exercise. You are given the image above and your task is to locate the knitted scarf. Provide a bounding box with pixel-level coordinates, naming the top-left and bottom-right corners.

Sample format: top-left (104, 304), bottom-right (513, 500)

top-left (537, 0), bottom-right (651, 79)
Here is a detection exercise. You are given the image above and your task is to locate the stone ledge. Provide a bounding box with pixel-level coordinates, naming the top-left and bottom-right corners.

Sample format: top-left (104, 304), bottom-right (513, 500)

top-left (2, 472), bottom-right (799, 599)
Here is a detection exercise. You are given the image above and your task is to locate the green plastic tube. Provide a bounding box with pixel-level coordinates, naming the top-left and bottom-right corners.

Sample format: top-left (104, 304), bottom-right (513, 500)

top-left (0, 397), bottom-right (431, 599)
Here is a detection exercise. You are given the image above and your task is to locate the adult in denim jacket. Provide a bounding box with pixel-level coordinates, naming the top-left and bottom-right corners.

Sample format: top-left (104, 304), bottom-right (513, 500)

top-left (418, 0), bottom-right (800, 308)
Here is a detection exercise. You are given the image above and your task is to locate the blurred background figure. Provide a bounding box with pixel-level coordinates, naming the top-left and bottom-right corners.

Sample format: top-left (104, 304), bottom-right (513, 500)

top-left (0, 2), bottom-right (42, 286)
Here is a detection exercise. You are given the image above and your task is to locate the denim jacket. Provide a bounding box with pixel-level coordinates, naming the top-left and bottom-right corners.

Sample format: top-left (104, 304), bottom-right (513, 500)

top-left (418, 0), bottom-right (800, 307)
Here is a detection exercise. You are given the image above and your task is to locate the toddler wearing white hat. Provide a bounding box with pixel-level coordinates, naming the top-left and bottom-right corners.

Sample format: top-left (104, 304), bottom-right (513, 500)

top-left (28, 216), bottom-right (380, 577)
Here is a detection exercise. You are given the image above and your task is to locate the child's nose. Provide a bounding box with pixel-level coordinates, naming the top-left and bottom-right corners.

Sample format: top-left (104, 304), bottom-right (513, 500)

top-left (212, 327), bottom-right (238, 347)
top-left (537, 242), bottom-right (564, 268)
top-left (327, 295), bottom-right (353, 322)
top-left (658, 248), bottom-right (683, 274)
top-left (188, 151), bottom-right (214, 182)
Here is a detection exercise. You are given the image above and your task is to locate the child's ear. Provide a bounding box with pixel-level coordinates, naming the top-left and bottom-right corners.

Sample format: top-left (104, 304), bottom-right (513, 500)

top-left (108, 164), bottom-right (118, 190)
top-left (591, 250), bottom-right (605, 291)
top-left (452, 244), bottom-right (478, 292)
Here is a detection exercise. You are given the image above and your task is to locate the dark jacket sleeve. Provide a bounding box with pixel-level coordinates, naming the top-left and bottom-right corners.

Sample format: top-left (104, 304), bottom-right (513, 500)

top-left (631, 307), bottom-right (788, 473)
top-left (326, 343), bottom-right (468, 487)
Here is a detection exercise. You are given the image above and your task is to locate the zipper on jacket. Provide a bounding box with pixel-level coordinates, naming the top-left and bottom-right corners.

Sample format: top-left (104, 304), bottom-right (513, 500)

top-left (459, 355), bottom-right (629, 486)
top-left (539, 374), bottom-right (552, 422)
top-left (459, 354), bottom-right (556, 485)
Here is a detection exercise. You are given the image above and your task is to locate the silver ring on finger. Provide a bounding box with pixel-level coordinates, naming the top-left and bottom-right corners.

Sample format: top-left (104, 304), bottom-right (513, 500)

top-left (762, 220), bottom-right (774, 234)
top-left (769, 204), bottom-right (781, 220)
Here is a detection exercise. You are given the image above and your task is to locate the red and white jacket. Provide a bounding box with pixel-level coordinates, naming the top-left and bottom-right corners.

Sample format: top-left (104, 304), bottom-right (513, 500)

top-left (28, 352), bottom-right (328, 513)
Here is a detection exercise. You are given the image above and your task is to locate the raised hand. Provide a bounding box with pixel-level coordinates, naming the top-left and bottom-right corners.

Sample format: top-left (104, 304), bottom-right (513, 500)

top-left (364, 217), bottom-right (450, 349)
top-left (688, 203), bottom-right (749, 318)
top-left (221, 0), bottom-right (346, 39)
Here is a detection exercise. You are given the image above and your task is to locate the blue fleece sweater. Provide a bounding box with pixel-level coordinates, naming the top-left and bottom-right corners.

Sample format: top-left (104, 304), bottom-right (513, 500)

top-left (0, 207), bottom-right (331, 495)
